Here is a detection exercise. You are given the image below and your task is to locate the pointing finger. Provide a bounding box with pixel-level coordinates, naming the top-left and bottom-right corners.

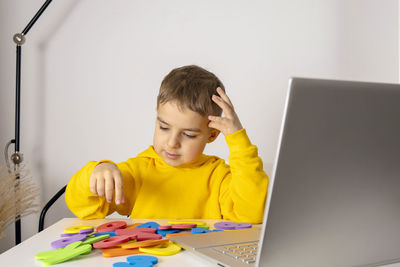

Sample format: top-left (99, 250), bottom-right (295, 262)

top-left (104, 172), bottom-right (114, 203)
top-left (114, 171), bottom-right (124, 205)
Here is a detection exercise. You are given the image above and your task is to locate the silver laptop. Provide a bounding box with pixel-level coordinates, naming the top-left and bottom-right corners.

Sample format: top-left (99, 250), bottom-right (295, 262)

top-left (170, 77), bottom-right (400, 267)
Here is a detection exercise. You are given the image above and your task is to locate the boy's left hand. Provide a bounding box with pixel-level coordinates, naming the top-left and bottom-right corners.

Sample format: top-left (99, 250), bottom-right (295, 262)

top-left (208, 87), bottom-right (243, 136)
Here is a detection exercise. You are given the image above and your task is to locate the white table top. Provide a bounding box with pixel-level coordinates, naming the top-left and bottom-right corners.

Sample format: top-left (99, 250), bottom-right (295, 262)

top-left (1, 218), bottom-right (399, 267)
top-left (0, 218), bottom-right (235, 266)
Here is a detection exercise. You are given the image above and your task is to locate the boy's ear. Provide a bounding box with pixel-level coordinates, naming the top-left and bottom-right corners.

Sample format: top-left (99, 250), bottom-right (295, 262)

top-left (208, 128), bottom-right (220, 143)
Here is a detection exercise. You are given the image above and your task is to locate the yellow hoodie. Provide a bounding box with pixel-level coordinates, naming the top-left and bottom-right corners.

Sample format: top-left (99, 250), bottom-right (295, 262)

top-left (65, 129), bottom-right (268, 223)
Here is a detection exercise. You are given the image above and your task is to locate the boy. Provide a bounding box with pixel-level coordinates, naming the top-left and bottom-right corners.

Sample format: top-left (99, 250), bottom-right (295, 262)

top-left (65, 65), bottom-right (268, 223)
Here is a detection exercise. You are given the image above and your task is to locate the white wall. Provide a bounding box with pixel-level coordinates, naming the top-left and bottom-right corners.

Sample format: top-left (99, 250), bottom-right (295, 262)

top-left (0, 0), bottom-right (398, 253)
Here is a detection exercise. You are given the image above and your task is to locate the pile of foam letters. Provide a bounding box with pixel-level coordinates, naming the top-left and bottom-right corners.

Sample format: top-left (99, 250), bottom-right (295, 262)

top-left (34, 220), bottom-right (251, 266)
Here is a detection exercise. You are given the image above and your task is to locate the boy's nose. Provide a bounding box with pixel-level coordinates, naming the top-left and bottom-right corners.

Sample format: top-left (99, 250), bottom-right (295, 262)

top-left (167, 135), bottom-right (180, 148)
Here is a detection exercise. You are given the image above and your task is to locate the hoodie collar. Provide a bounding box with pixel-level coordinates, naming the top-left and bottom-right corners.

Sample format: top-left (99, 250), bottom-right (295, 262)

top-left (137, 146), bottom-right (209, 169)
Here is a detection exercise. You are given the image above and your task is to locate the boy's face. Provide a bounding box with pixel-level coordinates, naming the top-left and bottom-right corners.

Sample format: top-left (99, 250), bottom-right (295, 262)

top-left (153, 101), bottom-right (216, 167)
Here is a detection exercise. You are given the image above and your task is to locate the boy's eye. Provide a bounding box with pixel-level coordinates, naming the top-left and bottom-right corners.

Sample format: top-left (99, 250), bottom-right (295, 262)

top-left (184, 133), bottom-right (196, 139)
top-left (159, 126), bottom-right (168, 130)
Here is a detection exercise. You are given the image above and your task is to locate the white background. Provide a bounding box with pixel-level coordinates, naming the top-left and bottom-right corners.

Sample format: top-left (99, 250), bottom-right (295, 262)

top-left (0, 0), bottom-right (398, 253)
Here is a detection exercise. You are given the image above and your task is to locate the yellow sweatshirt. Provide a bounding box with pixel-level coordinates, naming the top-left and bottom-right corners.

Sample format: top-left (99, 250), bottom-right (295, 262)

top-left (65, 129), bottom-right (268, 223)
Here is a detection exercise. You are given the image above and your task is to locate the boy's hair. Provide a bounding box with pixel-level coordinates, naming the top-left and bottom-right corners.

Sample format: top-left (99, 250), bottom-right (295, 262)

top-left (157, 65), bottom-right (225, 117)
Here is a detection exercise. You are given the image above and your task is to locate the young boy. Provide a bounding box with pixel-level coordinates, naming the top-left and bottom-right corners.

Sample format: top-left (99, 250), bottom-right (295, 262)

top-left (65, 65), bottom-right (268, 223)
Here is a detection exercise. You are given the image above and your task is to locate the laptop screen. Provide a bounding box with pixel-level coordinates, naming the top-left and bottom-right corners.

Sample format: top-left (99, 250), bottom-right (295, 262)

top-left (257, 78), bottom-right (400, 267)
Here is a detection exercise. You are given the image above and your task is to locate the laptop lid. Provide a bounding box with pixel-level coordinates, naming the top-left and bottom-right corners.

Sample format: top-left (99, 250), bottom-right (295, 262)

top-left (257, 77), bottom-right (400, 267)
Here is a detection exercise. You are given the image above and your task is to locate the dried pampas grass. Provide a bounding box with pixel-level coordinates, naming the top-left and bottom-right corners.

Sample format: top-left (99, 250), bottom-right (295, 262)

top-left (0, 165), bottom-right (40, 239)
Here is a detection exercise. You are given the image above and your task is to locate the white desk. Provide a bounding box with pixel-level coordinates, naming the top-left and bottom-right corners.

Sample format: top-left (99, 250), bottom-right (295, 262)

top-left (0, 218), bottom-right (252, 266)
top-left (1, 218), bottom-right (399, 267)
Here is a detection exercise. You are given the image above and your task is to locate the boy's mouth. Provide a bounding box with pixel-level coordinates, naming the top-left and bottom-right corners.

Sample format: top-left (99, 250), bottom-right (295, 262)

top-left (165, 151), bottom-right (180, 160)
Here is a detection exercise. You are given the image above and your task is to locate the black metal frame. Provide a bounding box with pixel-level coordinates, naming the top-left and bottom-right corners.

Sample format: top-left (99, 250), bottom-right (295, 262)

top-left (10, 0), bottom-right (53, 244)
top-left (38, 185), bottom-right (67, 232)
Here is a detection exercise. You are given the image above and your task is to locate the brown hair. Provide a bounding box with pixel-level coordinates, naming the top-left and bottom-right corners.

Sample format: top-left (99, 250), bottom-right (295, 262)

top-left (157, 65), bottom-right (225, 116)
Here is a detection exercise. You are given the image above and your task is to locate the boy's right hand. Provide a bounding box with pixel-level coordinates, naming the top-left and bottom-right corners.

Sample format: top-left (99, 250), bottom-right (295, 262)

top-left (89, 162), bottom-right (125, 205)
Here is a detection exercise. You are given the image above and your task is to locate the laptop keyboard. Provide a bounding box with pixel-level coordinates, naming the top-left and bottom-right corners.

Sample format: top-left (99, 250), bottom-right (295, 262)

top-left (212, 242), bottom-right (258, 264)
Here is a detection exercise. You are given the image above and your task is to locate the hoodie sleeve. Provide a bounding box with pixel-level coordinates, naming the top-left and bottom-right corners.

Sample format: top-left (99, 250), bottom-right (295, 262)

top-left (65, 160), bottom-right (138, 219)
top-left (218, 129), bottom-right (269, 223)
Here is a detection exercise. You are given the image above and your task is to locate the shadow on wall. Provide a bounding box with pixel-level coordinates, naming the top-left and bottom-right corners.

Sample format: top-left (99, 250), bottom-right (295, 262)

top-left (35, 0), bottom-right (81, 210)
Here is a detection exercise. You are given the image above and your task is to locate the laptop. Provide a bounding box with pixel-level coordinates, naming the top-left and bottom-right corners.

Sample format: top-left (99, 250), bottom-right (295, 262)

top-left (170, 77), bottom-right (400, 267)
